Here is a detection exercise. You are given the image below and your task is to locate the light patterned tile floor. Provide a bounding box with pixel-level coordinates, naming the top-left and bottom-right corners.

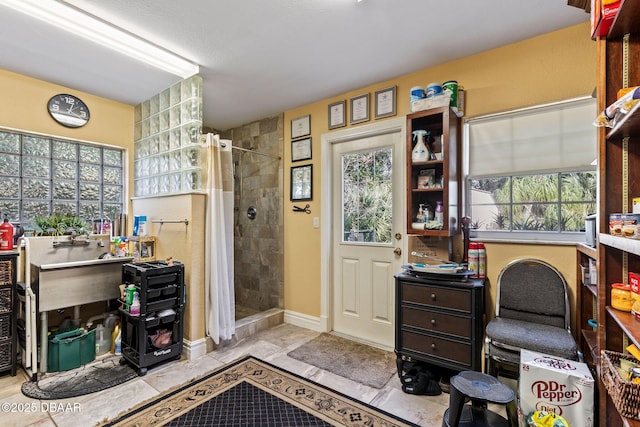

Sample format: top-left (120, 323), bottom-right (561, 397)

top-left (0, 323), bottom-right (515, 426)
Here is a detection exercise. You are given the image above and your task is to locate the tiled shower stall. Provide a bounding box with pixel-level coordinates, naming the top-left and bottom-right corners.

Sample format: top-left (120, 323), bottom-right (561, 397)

top-left (221, 115), bottom-right (284, 320)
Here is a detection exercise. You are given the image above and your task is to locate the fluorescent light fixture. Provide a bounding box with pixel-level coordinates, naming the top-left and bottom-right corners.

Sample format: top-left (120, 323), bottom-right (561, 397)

top-left (1, 0), bottom-right (199, 78)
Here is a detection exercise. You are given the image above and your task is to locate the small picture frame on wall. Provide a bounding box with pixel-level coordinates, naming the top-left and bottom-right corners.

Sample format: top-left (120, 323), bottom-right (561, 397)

top-left (350, 93), bottom-right (370, 124)
top-left (290, 164), bottom-right (313, 201)
top-left (328, 100), bottom-right (346, 129)
top-left (374, 86), bottom-right (397, 119)
top-left (291, 137), bottom-right (312, 162)
top-left (291, 114), bottom-right (311, 139)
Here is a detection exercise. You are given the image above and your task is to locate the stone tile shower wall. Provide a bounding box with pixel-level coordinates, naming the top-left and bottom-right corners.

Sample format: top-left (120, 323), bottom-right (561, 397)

top-left (220, 115), bottom-right (284, 315)
top-left (134, 75), bottom-right (203, 197)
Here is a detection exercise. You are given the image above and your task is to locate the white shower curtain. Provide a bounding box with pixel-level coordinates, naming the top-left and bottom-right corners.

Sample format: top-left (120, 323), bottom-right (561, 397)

top-left (204, 133), bottom-right (235, 344)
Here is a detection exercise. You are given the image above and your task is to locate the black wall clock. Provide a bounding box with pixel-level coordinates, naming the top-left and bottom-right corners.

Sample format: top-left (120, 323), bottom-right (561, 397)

top-left (47, 94), bottom-right (90, 128)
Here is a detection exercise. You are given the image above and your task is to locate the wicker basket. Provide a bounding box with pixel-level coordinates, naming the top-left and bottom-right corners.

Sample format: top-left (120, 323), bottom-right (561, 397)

top-left (0, 287), bottom-right (10, 314)
top-left (0, 260), bottom-right (11, 287)
top-left (0, 313), bottom-right (9, 339)
top-left (601, 350), bottom-right (640, 421)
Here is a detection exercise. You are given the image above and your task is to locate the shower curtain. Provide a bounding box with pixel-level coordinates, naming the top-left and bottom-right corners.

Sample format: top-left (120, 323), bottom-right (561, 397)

top-left (204, 133), bottom-right (235, 344)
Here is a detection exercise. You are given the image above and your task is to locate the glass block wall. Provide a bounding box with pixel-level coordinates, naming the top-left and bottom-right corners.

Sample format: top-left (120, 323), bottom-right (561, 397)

top-left (133, 75), bottom-right (203, 196)
top-left (0, 130), bottom-right (124, 224)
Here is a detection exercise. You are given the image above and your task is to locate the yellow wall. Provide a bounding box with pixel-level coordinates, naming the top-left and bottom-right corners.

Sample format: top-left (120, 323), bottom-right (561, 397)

top-left (0, 68), bottom-right (135, 210)
top-left (283, 22), bottom-right (596, 318)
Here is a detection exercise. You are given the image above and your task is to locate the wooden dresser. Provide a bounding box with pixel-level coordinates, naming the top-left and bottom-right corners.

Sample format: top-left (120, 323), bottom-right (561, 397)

top-left (394, 271), bottom-right (484, 375)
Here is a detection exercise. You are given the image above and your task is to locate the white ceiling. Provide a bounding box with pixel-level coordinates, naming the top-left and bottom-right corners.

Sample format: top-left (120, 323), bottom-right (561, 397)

top-left (0, 1), bottom-right (588, 131)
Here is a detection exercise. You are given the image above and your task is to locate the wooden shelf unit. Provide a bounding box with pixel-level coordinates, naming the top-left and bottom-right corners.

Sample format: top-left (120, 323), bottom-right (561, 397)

top-left (405, 107), bottom-right (461, 237)
top-left (596, 1), bottom-right (640, 425)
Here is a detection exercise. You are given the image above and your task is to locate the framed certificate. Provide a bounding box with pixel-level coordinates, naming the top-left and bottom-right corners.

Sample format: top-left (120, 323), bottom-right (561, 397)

top-left (350, 93), bottom-right (370, 124)
top-left (291, 137), bottom-right (312, 162)
top-left (375, 86), bottom-right (397, 119)
top-left (328, 100), bottom-right (346, 129)
top-left (291, 115), bottom-right (311, 139)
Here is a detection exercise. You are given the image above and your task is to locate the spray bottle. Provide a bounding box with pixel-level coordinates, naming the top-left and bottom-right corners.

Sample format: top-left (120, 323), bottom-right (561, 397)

top-left (0, 214), bottom-right (14, 251)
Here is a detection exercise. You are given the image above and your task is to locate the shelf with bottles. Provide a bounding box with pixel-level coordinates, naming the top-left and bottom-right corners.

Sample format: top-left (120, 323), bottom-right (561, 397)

top-left (406, 106), bottom-right (460, 237)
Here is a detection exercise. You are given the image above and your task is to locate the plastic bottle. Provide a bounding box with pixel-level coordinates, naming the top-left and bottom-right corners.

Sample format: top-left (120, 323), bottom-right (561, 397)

top-left (411, 130), bottom-right (430, 163)
top-left (111, 322), bottom-right (121, 353)
top-left (0, 214), bottom-right (13, 251)
top-left (95, 324), bottom-right (111, 356)
top-left (130, 292), bottom-right (140, 316)
top-left (435, 201), bottom-right (444, 226)
top-left (477, 242), bottom-right (486, 279)
top-left (114, 330), bottom-right (122, 356)
top-left (468, 242), bottom-right (479, 278)
top-left (416, 204), bottom-right (426, 223)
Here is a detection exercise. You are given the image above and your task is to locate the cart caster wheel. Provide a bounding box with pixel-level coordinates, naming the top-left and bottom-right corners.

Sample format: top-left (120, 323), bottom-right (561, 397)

top-left (119, 357), bottom-right (127, 366)
top-left (138, 368), bottom-right (147, 376)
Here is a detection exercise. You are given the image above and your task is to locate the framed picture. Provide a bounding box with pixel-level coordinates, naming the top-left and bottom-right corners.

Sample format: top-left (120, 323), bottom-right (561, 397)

top-left (374, 86), bottom-right (397, 119)
top-left (291, 114), bottom-right (311, 139)
top-left (328, 100), bottom-right (346, 129)
top-left (290, 164), bottom-right (313, 201)
top-left (350, 93), bottom-right (370, 124)
top-left (291, 137), bottom-right (312, 162)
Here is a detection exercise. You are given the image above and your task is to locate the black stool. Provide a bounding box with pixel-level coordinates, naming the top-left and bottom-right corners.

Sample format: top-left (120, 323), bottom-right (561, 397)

top-left (442, 371), bottom-right (517, 427)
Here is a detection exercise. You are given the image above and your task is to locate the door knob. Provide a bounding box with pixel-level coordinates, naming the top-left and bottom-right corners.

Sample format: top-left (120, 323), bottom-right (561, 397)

top-left (394, 247), bottom-right (402, 256)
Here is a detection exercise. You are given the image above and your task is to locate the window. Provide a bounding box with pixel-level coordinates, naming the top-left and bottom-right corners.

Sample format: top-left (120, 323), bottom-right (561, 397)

top-left (0, 129), bottom-right (124, 229)
top-left (465, 98), bottom-right (597, 240)
top-left (342, 147), bottom-right (393, 244)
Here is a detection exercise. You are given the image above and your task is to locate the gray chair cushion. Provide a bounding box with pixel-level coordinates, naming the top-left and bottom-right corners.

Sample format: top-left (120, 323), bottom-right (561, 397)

top-left (486, 317), bottom-right (578, 361)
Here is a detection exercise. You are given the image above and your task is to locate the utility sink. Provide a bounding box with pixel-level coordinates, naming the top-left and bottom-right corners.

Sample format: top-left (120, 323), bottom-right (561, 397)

top-left (27, 235), bottom-right (133, 312)
top-left (32, 257), bottom-right (133, 312)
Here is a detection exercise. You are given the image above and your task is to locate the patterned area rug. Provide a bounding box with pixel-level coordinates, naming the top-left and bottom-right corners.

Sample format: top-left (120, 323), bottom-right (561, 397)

top-left (102, 355), bottom-right (418, 427)
top-left (287, 333), bottom-right (397, 388)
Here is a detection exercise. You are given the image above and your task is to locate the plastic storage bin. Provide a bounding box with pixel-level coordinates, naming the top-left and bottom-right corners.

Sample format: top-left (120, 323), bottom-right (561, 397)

top-left (48, 328), bottom-right (96, 372)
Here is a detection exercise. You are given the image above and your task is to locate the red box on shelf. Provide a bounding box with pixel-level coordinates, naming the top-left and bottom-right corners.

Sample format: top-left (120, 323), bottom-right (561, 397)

top-left (591, 0), bottom-right (621, 38)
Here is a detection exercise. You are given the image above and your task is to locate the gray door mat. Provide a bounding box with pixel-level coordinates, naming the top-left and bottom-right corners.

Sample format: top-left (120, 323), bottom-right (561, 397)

top-left (287, 333), bottom-right (397, 388)
top-left (22, 355), bottom-right (137, 400)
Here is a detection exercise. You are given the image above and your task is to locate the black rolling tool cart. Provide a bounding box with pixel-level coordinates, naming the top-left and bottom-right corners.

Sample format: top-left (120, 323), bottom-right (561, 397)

top-left (119, 261), bottom-right (185, 376)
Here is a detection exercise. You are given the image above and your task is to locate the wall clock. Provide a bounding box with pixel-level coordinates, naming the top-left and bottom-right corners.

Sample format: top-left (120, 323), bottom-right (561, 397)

top-left (47, 94), bottom-right (90, 128)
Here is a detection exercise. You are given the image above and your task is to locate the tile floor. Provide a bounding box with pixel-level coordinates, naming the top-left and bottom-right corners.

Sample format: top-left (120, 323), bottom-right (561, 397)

top-left (0, 323), bottom-right (514, 426)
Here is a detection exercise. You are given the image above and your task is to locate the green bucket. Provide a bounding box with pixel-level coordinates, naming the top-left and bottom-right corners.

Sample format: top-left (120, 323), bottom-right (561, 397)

top-left (48, 328), bottom-right (96, 372)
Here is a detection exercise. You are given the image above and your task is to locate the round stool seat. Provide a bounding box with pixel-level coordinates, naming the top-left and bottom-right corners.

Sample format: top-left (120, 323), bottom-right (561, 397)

top-left (443, 371), bottom-right (517, 427)
top-left (450, 371), bottom-right (515, 404)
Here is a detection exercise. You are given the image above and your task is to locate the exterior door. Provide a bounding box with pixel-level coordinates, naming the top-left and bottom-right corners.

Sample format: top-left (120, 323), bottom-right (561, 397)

top-left (331, 129), bottom-right (403, 348)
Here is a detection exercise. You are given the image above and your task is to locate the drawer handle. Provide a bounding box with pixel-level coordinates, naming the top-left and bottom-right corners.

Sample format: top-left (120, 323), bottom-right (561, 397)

top-left (431, 343), bottom-right (436, 350)
top-left (431, 293), bottom-right (436, 300)
top-left (431, 319), bottom-right (436, 326)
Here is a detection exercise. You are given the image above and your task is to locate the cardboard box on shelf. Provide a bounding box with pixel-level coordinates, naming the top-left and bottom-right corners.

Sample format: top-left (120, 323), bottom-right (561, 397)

top-left (591, 0), bottom-right (621, 38)
top-left (520, 349), bottom-right (594, 427)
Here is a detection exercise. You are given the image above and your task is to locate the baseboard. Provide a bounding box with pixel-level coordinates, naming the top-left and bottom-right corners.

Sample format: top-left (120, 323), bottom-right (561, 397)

top-left (182, 337), bottom-right (207, 360)
top-left (283, 310), bottom-right (328, 332)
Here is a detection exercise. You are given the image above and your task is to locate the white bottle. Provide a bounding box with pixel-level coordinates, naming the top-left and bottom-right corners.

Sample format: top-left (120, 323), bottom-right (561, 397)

top-left (411, 130), bottom-right (430, 163)
top-left (417, 204), bottom-right (426, 223)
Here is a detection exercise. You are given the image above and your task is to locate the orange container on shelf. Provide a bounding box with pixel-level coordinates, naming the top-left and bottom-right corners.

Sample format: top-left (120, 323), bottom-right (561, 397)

top-left (612, 282), bottom-right (633, 312)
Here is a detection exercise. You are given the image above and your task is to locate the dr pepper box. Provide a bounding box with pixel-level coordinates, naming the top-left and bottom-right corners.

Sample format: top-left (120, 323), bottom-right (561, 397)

top-left (520, 349), bottom-right (594, 427)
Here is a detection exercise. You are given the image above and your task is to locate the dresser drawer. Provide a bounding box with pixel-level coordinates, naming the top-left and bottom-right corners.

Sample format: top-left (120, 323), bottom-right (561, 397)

top-left (401, 330), bottom-right (471, 367)
top-left (402, 306), bottom-right (471, 339)
top-left (401, 282), bottom-right (471, 313)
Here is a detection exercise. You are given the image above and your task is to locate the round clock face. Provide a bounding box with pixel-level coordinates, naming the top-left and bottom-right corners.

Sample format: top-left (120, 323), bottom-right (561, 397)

top-left (47, 94), bottom-right (90, 128)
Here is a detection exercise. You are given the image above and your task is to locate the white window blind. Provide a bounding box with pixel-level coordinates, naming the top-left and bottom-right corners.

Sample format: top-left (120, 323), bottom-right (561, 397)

top-left (467, 98), bottom-right (597, 177)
